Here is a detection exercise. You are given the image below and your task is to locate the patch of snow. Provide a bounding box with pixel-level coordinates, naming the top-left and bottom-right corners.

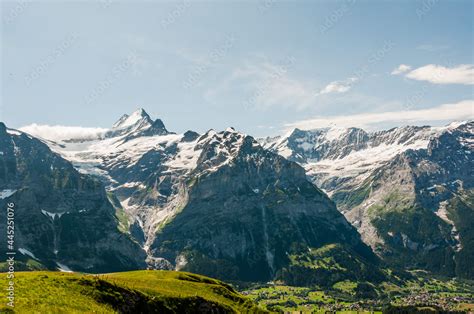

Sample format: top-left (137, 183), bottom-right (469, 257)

top-left (305, 139), bottom-right (431, 183)
top-left (18, 248), bottom-right (38, 260)
top-left (112, 114), bottom-right (130, 128)
top-left (41, 209), bottom-right (66, 219)
top-left (56, 262), bottom-right (73, 272)
top-left (0, 189), bottom-right (17, 199)
top-left (6, 129), bottom-right (21, 136)
top-left (442, 120), bottom-right (469, 130)
top-left (165, 138), bottom-right (202, 171)
top-left (324, 127), bottom-right (349, 142)
top-left (120, 181), bottom-right (147, 189)
top-left (48, 131), bottom-right (182, 179)
top-left (112, 108), bottom-right (146, 129)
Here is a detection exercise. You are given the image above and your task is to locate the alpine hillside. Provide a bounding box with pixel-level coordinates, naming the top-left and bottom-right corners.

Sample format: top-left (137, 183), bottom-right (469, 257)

top-left (0, 122), bottom-right (146, 273)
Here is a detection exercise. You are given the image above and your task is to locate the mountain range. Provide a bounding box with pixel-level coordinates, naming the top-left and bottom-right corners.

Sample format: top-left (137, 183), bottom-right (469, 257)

top-left (1, 108), bottom-right (472, 285)
top-left (261, 121), bottom-right (473, 278)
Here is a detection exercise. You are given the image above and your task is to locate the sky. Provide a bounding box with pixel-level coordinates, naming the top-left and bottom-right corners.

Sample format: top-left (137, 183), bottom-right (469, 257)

top-left (1, 0), bottom-right (473, 136)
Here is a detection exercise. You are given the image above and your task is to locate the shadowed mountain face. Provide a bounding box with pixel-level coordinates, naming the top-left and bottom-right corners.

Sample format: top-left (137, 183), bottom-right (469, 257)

top-left (148, 133), bottom-right (380, 283)
top-left (15, 109), bottom-right (383, 284)
top-left (263, 121), bottom-right (474, 279)
top-left (0, 122), bottom-right (146, 273)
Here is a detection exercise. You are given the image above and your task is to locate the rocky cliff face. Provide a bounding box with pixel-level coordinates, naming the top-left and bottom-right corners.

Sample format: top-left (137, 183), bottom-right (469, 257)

top-left (262, 121), bottom-right (474, 278)
top-left (147, 130), bottom-right (380, 283)
top-left (20, 109), bottom-right (382, 284)
top-left (0, 122), bottom-right (146, 272)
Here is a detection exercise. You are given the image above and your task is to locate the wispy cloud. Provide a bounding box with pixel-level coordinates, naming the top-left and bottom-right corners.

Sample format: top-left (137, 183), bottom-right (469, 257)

top-left (205, 57), bottom-right (319, 110)
top-left (391, 64), bottom-right (412, 75)
top-left (205, 41), bottom-right (394, 111)
top-left (284, 100), bottom-right (474, 131)
top-left (392, 64), bottom-right (474, 85)
top-left (20, 124), bottom-right (108, 142)
top-left (317, 77), bottom-right (358, 95)
top-left (406, 64), bottom-right (474, 85)
top-left (183, 34), bottom-right (236, 89)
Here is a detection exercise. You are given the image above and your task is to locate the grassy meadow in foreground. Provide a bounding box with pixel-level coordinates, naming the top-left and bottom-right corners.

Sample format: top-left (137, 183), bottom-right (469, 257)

top-left (0, 270), bottom-right (265, 313)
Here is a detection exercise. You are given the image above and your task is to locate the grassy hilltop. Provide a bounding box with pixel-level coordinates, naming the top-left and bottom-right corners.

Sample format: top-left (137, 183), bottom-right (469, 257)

top-left (0, 270), bottom-right (266, 313)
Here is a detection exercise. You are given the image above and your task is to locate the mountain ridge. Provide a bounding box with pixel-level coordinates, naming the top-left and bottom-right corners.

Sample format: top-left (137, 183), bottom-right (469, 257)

top-left (11, 109), bottom-right (383, 284)
top-left (262, 120), bottom-right (473, 278)
top-left (9, 109), bottom-right (474, 280)
top-left (0, 122), bottom-right (147, 273)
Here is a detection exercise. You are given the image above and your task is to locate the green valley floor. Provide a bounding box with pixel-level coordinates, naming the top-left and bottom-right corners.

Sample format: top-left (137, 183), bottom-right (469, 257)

top-left (241, 271), bottom-right (474, 313)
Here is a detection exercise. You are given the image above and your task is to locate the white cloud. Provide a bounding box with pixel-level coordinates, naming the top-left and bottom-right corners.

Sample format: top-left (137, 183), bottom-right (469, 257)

top-left (317, 77), bottom-right (358, 95)
top-left (285, 100), bottom-right (474, 131)
top-left (391, 64), bottom-right (412, 75)
top-left (404, 64), bottom-right (474, 85)
top-left (20, 124), bottom-right (108, 142)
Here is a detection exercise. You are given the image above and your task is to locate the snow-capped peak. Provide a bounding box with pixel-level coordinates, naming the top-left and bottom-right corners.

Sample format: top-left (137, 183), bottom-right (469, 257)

top-left (263, 120), bottom-right (473, 201)
top-left (106, 108), bottom-right (169, 139)
top-left (265, 122), bottom-right (472, 163)
top-left (112, 114), bottom-right (130, 128)
top-left (19, 108), bottom-right (155, 144)
top-left (112, 108), bottom-right (151, 129)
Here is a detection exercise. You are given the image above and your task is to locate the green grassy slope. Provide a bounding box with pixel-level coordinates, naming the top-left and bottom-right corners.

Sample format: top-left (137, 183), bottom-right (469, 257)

top-left (0, 270), bottom-right (266, 313)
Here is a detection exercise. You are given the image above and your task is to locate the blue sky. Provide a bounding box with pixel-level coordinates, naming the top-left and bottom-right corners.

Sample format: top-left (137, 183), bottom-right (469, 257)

top-left (1, 0), bottom-right (473, 136)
